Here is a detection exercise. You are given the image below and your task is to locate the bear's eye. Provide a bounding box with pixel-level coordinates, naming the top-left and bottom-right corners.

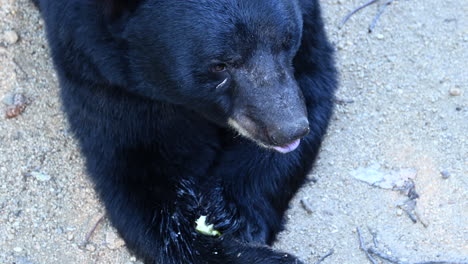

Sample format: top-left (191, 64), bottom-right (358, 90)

top-left (210, 64), bottom-right (227, 73)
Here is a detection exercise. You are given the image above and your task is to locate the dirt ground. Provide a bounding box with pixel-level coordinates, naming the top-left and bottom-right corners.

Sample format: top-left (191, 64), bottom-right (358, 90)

top-left (0, 0), bottom-right (467, 263)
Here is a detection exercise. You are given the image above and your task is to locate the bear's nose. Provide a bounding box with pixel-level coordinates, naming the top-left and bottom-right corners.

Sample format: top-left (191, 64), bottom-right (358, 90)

top-left (268, 118), bottom-right (310, 146)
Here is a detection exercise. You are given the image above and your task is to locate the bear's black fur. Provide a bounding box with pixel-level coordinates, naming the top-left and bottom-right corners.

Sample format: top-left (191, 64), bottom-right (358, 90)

top-left (38, 0), bottom-right (337, 263)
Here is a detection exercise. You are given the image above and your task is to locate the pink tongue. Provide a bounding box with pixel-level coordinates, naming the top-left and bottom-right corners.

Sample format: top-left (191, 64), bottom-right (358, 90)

top-left (272, 139), bottom-right (301, 153)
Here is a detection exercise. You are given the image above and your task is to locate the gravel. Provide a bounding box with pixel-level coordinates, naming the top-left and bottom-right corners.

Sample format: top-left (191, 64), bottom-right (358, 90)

top-left (1, 0), bottom-right (467, 263)
top-left (2, 30), bottom-right (19, 45)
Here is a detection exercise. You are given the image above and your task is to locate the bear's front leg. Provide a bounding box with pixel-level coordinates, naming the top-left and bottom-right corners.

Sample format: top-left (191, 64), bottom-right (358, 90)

top-left (85, 149), bottom-right (307, 264)
top-left (205, 140), bottom-right (316, 246)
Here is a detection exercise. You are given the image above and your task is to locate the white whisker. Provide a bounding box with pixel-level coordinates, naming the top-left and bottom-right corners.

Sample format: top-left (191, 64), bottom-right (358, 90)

top-left (216, 78), bottom-right (228, 89)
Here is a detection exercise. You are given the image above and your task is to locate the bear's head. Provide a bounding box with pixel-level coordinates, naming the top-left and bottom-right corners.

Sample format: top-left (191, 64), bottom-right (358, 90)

top-left (115, 0), bottom-right (309, 153)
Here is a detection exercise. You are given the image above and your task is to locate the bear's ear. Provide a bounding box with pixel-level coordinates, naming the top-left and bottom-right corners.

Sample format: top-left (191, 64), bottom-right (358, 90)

top-left (100, 0), bottom-right (142, 18)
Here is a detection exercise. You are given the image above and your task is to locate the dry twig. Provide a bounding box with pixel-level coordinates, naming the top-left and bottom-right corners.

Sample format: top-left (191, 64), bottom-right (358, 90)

top-left (394, 180), bottom-right (429, 227)
top-left (81, 214), bottom-right (105, 247)
top-left (357, 227), bottom-right (379, 264)
top-left (414, 262), bottom-right (468, 264)
top-left (335, 98), bottom-right (355, 105)
top-left (340, 0), bottom-right (397, 32)
top-left (369, 0), bottom-right (396, 32)
top-left (340, 0), bottom-right (380, 28)
top-left (300, 199), bottom-right (314, 214)
top-left (357, 227), bottom-right (468, 264)
top-left (313, 249), bottom-right (334, 264)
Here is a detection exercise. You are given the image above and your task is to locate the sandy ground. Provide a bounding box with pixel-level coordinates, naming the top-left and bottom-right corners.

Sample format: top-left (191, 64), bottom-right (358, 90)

top-left (0, 0), bottom-right (467, 263)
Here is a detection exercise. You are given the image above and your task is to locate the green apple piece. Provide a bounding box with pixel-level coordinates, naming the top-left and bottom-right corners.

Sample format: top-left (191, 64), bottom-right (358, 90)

top-left (195, 215), bottom-right (221, 237)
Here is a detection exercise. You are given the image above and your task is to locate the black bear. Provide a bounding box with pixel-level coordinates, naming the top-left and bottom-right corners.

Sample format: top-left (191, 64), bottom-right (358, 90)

top-left (37, 0), bottom-right (337, 263)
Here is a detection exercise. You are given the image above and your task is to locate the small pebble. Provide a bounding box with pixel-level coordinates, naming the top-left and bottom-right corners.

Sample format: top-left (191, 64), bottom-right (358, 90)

top-left (396, 208), bottom-right (403, 216)
top-left (86, 244), bottom-right (96, 252)
top-left (376, 34), bottom-right (384, 40)
top-left (2, 93), bottom-right (15, 106)
top-left (337, 42), bottom-right (345, 50)
top-left (449, 88), bottom-right (462, 96)
top-left (106, 232), bottom-right (125, 250)
top-left (13, 247), bottom-right (22, 252)
top-left (3, 30), bottom-right (19, 45)
top-left (31, 171), bottom-right (51, 182)
top-left (14, 256), bottom-right (35, 264)
top-left (440, 170), bottom-right (450, 179)
top-left (5, 93), bottom-right (29, 119)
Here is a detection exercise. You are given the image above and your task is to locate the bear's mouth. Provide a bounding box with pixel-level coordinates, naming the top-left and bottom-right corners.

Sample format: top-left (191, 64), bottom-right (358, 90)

top-left (271, 139), bottom-right (301, 153)
top-left (227, 117), bottom-right (303, 154)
